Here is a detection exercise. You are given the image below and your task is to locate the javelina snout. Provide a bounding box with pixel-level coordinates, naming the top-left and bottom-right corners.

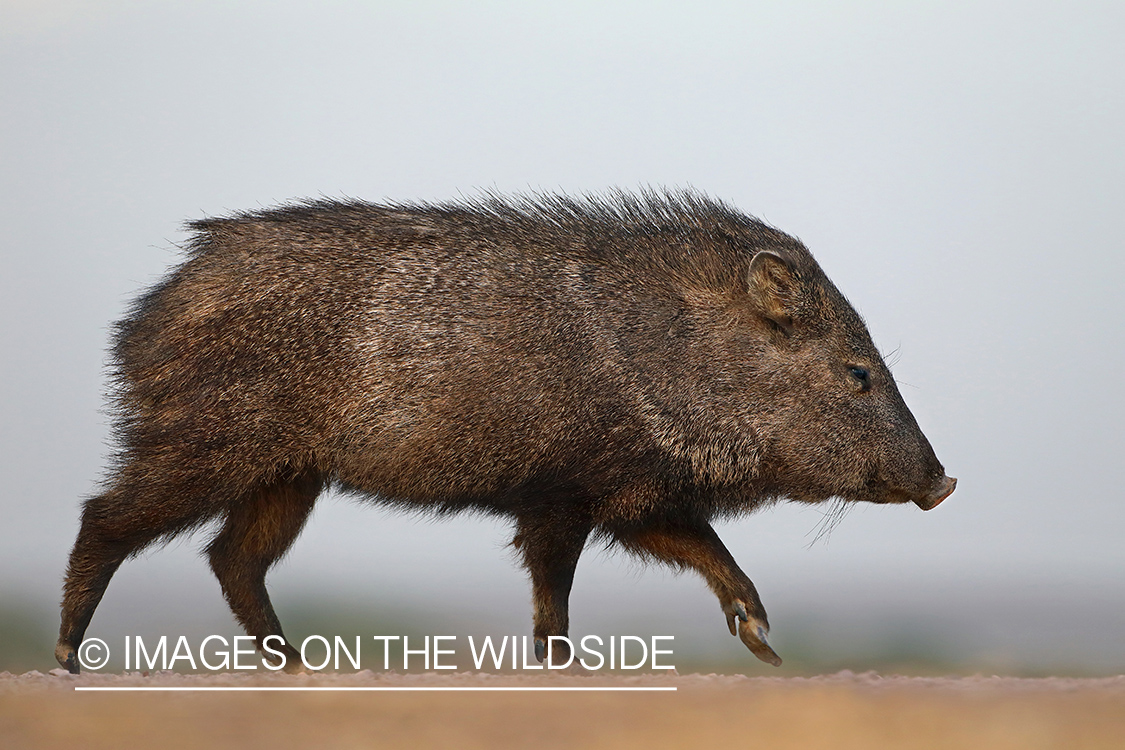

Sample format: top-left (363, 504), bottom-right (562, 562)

top-left (56, 191), bottom-right (954, 673)
top-left (916, 475), bottom-right (958, 511)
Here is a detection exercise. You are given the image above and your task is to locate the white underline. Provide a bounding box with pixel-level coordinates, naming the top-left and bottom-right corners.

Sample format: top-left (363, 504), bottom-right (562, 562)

top-left (75, 686), bottom-right (677, 692)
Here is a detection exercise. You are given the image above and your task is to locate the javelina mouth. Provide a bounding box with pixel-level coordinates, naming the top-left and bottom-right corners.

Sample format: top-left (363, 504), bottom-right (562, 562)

top-left (913, 475), bottom-right (957, 511)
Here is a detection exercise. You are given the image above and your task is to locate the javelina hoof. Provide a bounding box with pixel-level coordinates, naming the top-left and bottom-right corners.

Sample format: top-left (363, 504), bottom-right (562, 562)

top-left (54, 641), bottom-right (80, 674)
top-left (267, 644), bottom-right (307, 674)
top-left (739, 621), bottom-right (783, 667)
top-left (533, 637), bottom-right (574, 668)
top-left (725, 600), bottom-right (782, 667)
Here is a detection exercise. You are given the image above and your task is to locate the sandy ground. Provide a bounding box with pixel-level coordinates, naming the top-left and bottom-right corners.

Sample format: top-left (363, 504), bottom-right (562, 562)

top-left (3, 670), bottom-right (1124, 750)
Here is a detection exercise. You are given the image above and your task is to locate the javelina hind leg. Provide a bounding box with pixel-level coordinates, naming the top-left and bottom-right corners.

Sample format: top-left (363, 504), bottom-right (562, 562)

top-left (513, 509), bottom-right (592, 667)
top-left (615, 520), bottom-right (782, 666)
top-left (57, 482), bottom-right (217, 673)
top-left (206, 468), bottom-right (322, 672)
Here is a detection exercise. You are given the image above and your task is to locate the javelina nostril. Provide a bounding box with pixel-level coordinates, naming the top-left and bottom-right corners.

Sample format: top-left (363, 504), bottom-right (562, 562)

top-left (914, 475), bottom-right (957, 511)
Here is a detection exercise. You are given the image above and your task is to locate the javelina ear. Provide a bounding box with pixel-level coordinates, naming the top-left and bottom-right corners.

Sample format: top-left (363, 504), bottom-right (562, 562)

top-left (748, 250), bottom-right (798, 334)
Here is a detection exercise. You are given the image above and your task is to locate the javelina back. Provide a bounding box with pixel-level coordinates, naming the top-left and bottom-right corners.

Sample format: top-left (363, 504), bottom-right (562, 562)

top-left (56, 191), bottom-right (955, 672)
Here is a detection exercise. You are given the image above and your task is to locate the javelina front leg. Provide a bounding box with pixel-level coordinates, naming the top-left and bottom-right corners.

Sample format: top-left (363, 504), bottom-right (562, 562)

top-left (512, 510), bottom-right (592, 667)
top-left (206, 470), bottom-right (321, 672)
top-left (616, 520), bottom-right (782, 666)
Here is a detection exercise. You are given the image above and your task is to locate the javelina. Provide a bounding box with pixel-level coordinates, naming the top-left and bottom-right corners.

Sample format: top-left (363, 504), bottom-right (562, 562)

top-left (56, 190), bottom-right (955, 673)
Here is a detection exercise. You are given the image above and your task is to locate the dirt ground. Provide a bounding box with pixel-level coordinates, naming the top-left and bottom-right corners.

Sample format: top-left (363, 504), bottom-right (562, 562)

top-left (3, 670), bottom-right (1124, 750)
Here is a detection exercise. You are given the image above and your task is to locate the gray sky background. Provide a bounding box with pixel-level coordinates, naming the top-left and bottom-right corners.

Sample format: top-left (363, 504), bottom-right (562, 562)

top-left (1, 1), bottom-right (1122, 672)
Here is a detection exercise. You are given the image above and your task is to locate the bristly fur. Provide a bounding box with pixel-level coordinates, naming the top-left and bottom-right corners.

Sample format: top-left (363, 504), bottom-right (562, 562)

top-left (56, 188), bottom-right (950, 674)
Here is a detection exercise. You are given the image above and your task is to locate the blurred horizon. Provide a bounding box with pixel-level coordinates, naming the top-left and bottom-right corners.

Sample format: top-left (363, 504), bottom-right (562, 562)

top-left (4, 498), bottom-right (1122, 676)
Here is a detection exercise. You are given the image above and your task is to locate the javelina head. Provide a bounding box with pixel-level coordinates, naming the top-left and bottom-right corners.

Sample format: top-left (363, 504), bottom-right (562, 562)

top-left (730, 244), bottom-right (955, 511)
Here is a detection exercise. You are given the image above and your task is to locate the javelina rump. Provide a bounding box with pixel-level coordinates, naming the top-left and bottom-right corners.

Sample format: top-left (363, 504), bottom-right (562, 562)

top-left (56, 191), bottom-right (955, 672)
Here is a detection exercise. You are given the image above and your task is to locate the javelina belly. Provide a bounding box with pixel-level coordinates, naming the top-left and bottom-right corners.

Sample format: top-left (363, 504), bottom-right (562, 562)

top-left (56, 191), bottom-right (956, 672)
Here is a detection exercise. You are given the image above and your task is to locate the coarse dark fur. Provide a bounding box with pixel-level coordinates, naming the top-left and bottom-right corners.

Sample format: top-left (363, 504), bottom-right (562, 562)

top-left (56, 189), bottom-right (955, 672)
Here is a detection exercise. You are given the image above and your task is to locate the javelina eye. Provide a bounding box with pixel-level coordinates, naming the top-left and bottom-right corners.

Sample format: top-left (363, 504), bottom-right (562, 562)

top-left (849, 366), bottom-right (871, 391)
